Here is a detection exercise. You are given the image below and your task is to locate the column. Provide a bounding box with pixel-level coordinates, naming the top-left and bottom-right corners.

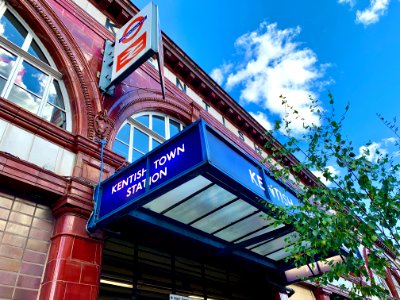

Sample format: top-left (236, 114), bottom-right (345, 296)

top-left (38, 211), bottom-right (103, 300)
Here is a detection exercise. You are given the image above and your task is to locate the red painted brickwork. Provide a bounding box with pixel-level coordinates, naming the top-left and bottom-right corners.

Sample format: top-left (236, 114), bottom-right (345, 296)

top-left (0, 191), bottom-right (54, 300)
top-left (39, 213), bottom-right (102, 300)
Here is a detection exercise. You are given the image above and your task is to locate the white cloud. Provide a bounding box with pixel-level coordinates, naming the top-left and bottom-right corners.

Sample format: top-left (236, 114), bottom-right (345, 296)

top-left (356, 0), bottom-right (390, 26)
top-left (337, 0), bottom-right (390, 26)
top-left (216, 22), bottom-right (327, 134)
top-left (358, 142), bottom-right (388, 162)
top-left (250, 111), bottom-right (273, 131)
top-left (210, 68), bottom-right (224, 85)
top-left (210, 63), bottom-right (232, 85)
top-left (312, 166), bottom-right (341, 186)
top-left (383, 137), bottom-right (398, 145)
top-left (357, 137), bottom-right (399, 162)
top-left (338, 0), bottom-right (356, 6)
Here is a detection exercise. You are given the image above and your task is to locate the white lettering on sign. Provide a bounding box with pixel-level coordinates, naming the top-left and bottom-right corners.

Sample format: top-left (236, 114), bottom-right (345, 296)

top-left (110, 143), bottom-right (185, 199)
top-left (126, 167), bottom-right (167, 197)
top-left (249, 169), bottom-right (265, 191)
top-left (268, 185), bottom-right (294, 206)
top-left (154, 144), bottom-right (185, 169)
top-left (111, 168), bottom-right (146, 194)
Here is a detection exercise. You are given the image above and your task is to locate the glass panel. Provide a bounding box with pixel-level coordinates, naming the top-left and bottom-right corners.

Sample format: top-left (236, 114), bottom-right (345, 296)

top-left (113, 140), bottom-right (129, 160)
top-left (213, 213), bottom-right (273, 242)
top-left (116, 123), bottom-right (130, 143)
top-left (266, 248), bottom-right (291, 261)
top-left (28, 39), bottom-right (49, 65)
top-left (191, 200), bottom-right (258, 234)
top-left (0, 77), bottom-right (6, 92)
top-left (15, 61), bottom-right (49, 97)
top-left (47, 80), bottom-right (65, 109)
top-left (0, 47), bottom-right (17, 79)
top-left (152, 115), bottom-right (165, 137)
top-left (152, 138), bottom-right (161, 149)
top-left (0, 10), bottom-right (28, 47)
top-left (8, 84), bottom-right (40, 113)
top-left (143, 176), bottom-right (212, 213)
top-left (133, 128), bottom-right (149, 153)
top-left (250, 232), bottom-right (299, 256)
top-left (164, 185), bottom-right (237, 224)
top-left (131, 149), bottom-right (143, 161)
top-left (234, 223), bottom-right (284, 244)
top-left (42, 103), bottom-right (66, 129)
top-left (169, 119), bottom-right (181, 137)
top-left (134, 114), bottom-right (149, 127)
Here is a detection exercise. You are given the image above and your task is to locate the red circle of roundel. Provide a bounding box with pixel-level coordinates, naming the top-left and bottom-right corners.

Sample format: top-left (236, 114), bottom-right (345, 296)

top-left (121, 16), bottom-right (145, 44)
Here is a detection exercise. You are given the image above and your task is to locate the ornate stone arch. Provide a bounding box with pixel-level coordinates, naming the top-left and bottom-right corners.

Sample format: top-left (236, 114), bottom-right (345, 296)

top-left (7, 0), bottom-right (102, 139)
top-left (108, 90), bottom-right (195, 150)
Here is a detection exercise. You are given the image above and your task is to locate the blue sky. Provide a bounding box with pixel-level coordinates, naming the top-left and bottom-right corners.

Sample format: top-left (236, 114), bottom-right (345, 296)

top-left (133, 0), bottom-right (400, 175)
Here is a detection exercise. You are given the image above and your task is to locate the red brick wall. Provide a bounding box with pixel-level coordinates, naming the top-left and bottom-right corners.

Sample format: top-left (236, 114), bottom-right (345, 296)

top-left (0, 190), bottom-right (54, 300)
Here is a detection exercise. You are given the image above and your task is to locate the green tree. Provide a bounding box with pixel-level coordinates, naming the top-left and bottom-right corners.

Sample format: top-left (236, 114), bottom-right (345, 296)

top-left (264, 94), bottom-right (399, 299)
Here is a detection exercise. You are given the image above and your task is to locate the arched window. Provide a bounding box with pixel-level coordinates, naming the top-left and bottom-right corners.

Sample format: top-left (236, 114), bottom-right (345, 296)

top-left (0, 4), bottom-right (70, 130)
top-left (113, 112), bottom-right (185, 162)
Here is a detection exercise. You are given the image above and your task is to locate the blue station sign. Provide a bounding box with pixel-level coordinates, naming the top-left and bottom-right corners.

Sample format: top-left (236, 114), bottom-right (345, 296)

top-left (87, 119), bottom-right (301, 232)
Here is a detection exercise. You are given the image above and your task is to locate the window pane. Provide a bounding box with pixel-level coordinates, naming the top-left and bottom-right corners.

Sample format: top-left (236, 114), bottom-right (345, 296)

top-left (152, 115), bottom-right (165, 138)
top-left (42, 103), bottom-right (66, 129)
top-left (0, 10), bottom-right (28, 47)
top-left (152, 139), bottom-right (161, 149)
top-left (8, 84), bottom-right (40, 113)
top-left (28, 39), bottom-right (49, 65)
top-left (134, 115), bottom-right (149, 127)
top-left (132, 149), bottom-right (143, 161)
top-left (113, 140), bottom-right (129, 160)
top-left (116, 123), bottom-right (130, 143)
top-left (0, 77), bottom-right (6, 92)
top-left (133, 128), bottom-right (149, 153)
top-left (15, 61), bottom-right (49, 97)
top-left (169, 119), bottom-right (180, 137)
top-left (0, 47), bottom-right (17, 79)
top-left (47, 80), bottom-right (65, 109)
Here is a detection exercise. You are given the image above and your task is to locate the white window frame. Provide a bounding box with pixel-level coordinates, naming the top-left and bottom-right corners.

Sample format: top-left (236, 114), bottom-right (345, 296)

top-left (114, 112), bottom-right (184, 162)
top-left (0, 3), bottom-right (72, 131)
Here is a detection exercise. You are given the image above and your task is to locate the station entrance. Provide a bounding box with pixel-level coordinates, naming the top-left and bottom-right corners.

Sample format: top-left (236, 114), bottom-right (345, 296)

top-left (98, 218), bottom-right (282, 300)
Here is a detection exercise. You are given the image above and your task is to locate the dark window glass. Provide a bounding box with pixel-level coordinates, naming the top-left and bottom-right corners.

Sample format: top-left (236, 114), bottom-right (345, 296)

top-left (8, 84), bottom-right (40, 113)
top-left (113, 140), bottom-right (129, 160)
top-left (15, 60), bottom-right (49, 96)
top-left (135, 115), bottom-right (149, 127)
top-left (152, 139), bottom-right (161, 149)
top-left (116, 123), bottom-right (130, 143)
top-left (133, 128), bottom-right (149, 153)
top-left (169, 119), bottom-right (180, 137)
top-left (47, 80), bottom-right (65, 109)
top-left (132, 149), bottom-right (143, 161)
top-left (0, 77), bottom-right (6, 91)
top-left (152, 115), bottom-right (165, 137)
top-left (42, 103), bottom-right (66, 129)
top-left (0, 47), bottom-right (17, 80)
top-left (0, 10), bottom-right (28, 47)
top-left (28, 39), bottom-right (49, 65)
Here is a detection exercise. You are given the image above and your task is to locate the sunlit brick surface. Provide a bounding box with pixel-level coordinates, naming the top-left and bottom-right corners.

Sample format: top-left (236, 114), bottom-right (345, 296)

top-left (0, 191), bottom-right (54, 300)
